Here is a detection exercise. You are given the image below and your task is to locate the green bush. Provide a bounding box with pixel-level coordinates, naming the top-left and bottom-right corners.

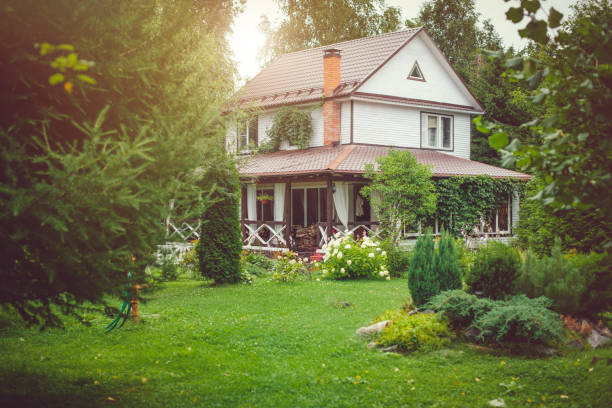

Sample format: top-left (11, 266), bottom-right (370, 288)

top-left (373, 309), bottom-right (451, 352)
top-left (160, 257), bottom-right (179, 281)
top-left (455, 237), bottom-right (475, 281)
top-left (384, 242), bottom-right (411, 277)
top-left (516, 239), bottom-right (587, 316)
top-left (427, 290), bottom-right (495, 328)
top-left (428, 290), bottom-right (564, 344)
top-left (466, 241), bottom-right (520, 299)
top-left (408, 233), bottom-right (438, 306)
top-left (246, 252), bottom-right (275, 271)
top-left (436, 231), bottom-right (462, 292)
top-left (321, 234), bottom-right (389, 280)
top-left (270, 251), bottom-right (306, 283)
top-left (473, 295), bottom-right (564, 344)
top-left (245, 262), bottom-right (268, 277)
top-left (570, 251), bottom-right (612, 317)
top-left (198, 161), bottom-right (242, 284)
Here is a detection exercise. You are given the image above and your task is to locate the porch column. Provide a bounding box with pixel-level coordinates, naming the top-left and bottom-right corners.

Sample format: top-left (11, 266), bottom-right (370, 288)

top-left (326, 174), bottom-right (333, 240)
top-left (284, 182), bottom-right (291, 249)
top-left (240, 185), bottom-right (247, 238)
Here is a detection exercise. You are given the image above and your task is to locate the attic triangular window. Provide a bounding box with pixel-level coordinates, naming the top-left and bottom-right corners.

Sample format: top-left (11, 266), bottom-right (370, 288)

top-left (408, 61), bottom-right (424, 81)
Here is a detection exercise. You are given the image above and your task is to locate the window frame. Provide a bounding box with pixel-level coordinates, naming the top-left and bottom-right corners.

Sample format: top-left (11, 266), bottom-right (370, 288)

top-left (407, 60), bottom-right (426, 82)
top-left (420, 111), bottom-right (454, 151)
top-left (237, 115), bottom-right (258, 151)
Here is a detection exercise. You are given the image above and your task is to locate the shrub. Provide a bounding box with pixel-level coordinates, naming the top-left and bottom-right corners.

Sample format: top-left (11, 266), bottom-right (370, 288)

top-left (384, 242), bottom-right (411, 277)
top-left (455, 237), bottom-right (475, 281)
top-left (198, 161), bottom-right (242, 284)
top-left (473, 295), bottom-right (564, 344)
top-left (270, 251), bottom-right (306, 283)
top-left (321, 234), bottom-right (389, 280)
top-left (570, 250), bottom-right (612, 317)
top-left (408, 233), bottom-right (438, 306)
top-left (246, 251), bottom-right (275, 271)
top-left (436, 231), bottom-right (462, 292)
top-left (428, 290), bottom-right (565, 344)
top-left (516, 239), bottom-right (587, 316)
top-left (160, 257), bottom-right (179, 281)
top-left (466, 241), bottom-right (520, 299)
top-left (373, 310), bottom-right (451, 352)
top-left (245, 262), bottom-right (268, 277)
top-left (427, 290), bottom-right (495, 328)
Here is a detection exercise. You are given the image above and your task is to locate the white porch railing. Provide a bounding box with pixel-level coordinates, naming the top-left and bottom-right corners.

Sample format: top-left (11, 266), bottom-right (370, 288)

top-left (318, 223), bottom-right (381, 247)
top-left (242, 221), bottom-right (289, 252)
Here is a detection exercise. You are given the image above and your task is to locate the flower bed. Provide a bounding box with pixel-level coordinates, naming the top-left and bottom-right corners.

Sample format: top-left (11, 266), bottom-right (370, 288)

top-left (320, 233), bottom-right (389, 280)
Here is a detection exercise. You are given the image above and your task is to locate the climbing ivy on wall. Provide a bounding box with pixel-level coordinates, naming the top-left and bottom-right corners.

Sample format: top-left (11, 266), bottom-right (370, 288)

top-left (434, 176), bottom-right (521, 237)
top-left (260, 105), bottom-right (314, 152)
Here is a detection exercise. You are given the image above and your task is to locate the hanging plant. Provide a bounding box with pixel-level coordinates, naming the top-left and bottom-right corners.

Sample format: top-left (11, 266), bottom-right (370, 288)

top-left (259, 105), bottom-right (315, 152)
top-left (257, 193), bottom-right (274, 204)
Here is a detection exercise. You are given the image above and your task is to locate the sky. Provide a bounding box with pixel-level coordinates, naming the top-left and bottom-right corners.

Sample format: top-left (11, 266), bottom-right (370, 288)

top-left (229, 0), bottom-right (576, 83)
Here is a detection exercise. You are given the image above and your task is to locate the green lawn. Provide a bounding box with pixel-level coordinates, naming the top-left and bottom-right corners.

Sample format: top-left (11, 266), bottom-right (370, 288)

top-left (1, 279), bottom-right (611, 407)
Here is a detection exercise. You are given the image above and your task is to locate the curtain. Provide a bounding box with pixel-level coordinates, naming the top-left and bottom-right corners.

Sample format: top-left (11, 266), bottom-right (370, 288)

top-left (333, 181), bottom-right (349, 228)
top-left (274, 183), bottom-right (285, 233)
top-left (247, 184), bottom-right (257, 227)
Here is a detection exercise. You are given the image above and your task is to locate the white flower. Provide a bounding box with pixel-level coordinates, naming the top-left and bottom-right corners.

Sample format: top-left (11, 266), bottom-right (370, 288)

top-left (381, 251), bottom-right (387, 256)
top-left (369, 253), bottom-right (375, 258)
top-left (316, 278), bottom-right (320, 281)
top-left (376, 247), bottom-right (381, 252)
top-left (347, 260), bottom-right (352, 266)
top-left (386, 276), bottom-right (391, 281)
top-left (345, 244), bottom-right (351, 249)
top-left (337, 251), bottom-right (343, 259)
top-left (379, 271), bottom-right (385, 277)
top-left (333, 249), bottom-right (338, 255)
top-left (290, 259), bottom-right (296, 264)
top-left (303, 257), bottom-right (309, 262)
top-left (341, 268), bottom-right (345, 274)
top-left (277, 255), bottom-right (282, 260)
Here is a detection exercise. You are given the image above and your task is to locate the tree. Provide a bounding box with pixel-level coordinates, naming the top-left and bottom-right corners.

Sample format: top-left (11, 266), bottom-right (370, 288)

top-left (361, 150), bottom-right (437, 245)
top-left (0, 0), bottom-right (239, 326)
top-left (436, 231), bottom-right (462, 292)
top-left (259, 0), bottom-right (403, 63)
top-left (476, 0), bottom-right (612, 249)
top-left (408, 233), bottom-right (438, 307)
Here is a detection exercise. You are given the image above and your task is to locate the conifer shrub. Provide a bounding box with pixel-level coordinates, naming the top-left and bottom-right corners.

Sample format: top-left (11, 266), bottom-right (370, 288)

top-left (408, 233), bottom-right (438, 306)
top-left (466, 241), bottom-right (521, 299)
top-left (373, 309), bottom-right (451, 352)
top-left (198, 161), bottom-right (242, 284)
top-left (427, 290), bottom-right (495, 328)
top-left (436, 231), bottom-right (462, 292)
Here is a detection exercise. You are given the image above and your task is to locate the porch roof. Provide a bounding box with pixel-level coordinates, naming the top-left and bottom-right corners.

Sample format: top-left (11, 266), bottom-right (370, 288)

top-left (239, 144), bottom-right (530, 180)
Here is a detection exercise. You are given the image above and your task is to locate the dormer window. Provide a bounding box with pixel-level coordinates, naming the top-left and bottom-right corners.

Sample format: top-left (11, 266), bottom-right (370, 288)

top-left (421, 112), bottom-right (453, 150)
top-left (407, 61), bottom-right (425, 81)
top-left (238, 116), bottom-right (258, 150)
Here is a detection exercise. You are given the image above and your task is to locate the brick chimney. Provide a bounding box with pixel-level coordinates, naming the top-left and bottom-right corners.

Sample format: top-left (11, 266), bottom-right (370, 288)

top-left (323, 48), bottom-right (341, 145)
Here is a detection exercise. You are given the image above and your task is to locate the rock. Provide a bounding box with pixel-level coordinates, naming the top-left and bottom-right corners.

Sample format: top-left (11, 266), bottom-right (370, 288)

top-left (587, 329), bottom-right (612, 349)
top-left (407, 310), bottom-right (418, 316)
top-left (580, 319), bottom-right (593, 335)
top-left (464, 327), bottom-right (480, 342)
top-left (381, 345), bottom-right (398, 352)
top-left (533, 345), bottom-right (559, 356)
top-left (597, 326), bottom-right (612, 337)
top-left (356, 320), bottom-right (391, 337)
top-left (421, 309), bottom-right (435, 315)
top-left (488, 399), bottom-right (506, 407)
top-left (367, 341), bottom-right (378, 349)
top-left (567, 338), bottom-right (584, 350)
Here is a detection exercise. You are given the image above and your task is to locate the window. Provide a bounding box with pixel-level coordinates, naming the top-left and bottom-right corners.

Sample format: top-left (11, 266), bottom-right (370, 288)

top-left (482, 196), bottom-right (511, 234)
top-left (237, 116), bottom-right (258, 150)
top-left (421, 113), bottom-right (453, 150)
top-left (291, 187), bottom-right (327, 227)
top-left (407, 61), bottom-right (425, 81)
top-left (256, 188), bottom-right (274, 222)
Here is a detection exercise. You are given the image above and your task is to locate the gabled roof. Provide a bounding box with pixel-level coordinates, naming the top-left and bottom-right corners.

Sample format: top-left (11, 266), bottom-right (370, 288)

top-left (239, 145), bottom-right (530, 180)
top-left (236, 28), bottom-right (421, 109)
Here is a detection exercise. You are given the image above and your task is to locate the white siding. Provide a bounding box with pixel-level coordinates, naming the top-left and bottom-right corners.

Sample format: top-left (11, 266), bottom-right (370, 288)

top-left (352, 100), bottom-right (420, 147)
top-left (340, 101), bottom-right (351, 144)
top-left (449, 113), bottom-right (470, 160)
top-left (357, 34), bottom-right (476, 107)
top-left (512, 189), bottom-right (520, 231)
top-left (258, 110), bottom-right (275, 146)
top-left (309, 106), bottom-right (324, 147)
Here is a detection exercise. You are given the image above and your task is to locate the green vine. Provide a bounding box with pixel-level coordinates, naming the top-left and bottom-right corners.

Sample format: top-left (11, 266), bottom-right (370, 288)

top-left (259, 105), bottom-right (315, 152)
top-left (433, 176), bottom-right (522, 236)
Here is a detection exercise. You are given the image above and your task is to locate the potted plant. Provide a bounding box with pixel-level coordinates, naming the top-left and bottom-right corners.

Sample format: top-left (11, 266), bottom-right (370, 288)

top-left (257, 193), bottom-right (274, 205)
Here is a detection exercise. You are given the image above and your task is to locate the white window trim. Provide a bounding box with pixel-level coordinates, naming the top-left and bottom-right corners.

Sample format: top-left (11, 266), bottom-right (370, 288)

top-left (237, 117), bottom-right (257, 152)
top-left (421, 112), bottom-right (454, 151)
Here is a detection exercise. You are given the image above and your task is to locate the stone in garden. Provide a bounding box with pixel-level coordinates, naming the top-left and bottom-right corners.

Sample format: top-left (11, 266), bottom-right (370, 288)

top-left (464, 327), bottom-right (480, 342)
top-left (580, 319), bottom-right (593, 335)
top-left (367, 341), bottom-right (378, 349)
top-left (488, 398), bottom-right (506, 407)
top-left (566, 338), bottom-right (584, 350)
top-left (407, 310), bottom-right (418, 316)
top-left (421, 309), bottom-right (435, 314)
top-left (356, 320), bottom-right (390, 337)
top-left (381, 345), bottom-right (398, 352)
top-left (533, 345), bottom-right (559, 356)
top-left (588, 329), bottom-right (611, 349)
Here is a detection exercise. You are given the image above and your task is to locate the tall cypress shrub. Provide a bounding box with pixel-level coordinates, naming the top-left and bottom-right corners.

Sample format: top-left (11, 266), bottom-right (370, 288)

top-left (408, 233), bottom-right (439, 306)
top-left (436, 231), bottom-right (462, 292)
top-left (198, 157), bottom-right (242, 284)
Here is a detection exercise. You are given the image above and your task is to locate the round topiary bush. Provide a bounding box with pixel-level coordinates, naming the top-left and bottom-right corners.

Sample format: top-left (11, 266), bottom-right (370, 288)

top-left (466, 241), bottom-right (521, 300)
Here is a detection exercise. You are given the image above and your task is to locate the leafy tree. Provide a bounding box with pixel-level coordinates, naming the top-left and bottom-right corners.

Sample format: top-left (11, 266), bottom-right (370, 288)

top-left (476, 0), bottom-right (612, 249)
top-left (259, 0), bottom-right (403, 62)
top-left (0, 0), bottom-right (238, 326)
top-left (408, 233), bottom-right (438, 307)
top-left (361, 150), bottom-right (437, 245)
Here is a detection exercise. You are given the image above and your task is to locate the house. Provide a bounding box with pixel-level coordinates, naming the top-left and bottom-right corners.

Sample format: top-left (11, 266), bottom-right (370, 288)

top-left (227, 28), bottom-right (529, 253)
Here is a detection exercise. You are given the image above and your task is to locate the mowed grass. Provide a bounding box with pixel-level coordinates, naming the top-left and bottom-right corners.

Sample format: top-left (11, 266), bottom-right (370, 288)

top-left (1, 279), bottom-right (611, 408)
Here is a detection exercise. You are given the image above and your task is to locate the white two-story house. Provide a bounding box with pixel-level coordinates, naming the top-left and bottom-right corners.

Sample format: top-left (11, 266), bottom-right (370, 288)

top-left (228, 28), bottom-right (529, 253)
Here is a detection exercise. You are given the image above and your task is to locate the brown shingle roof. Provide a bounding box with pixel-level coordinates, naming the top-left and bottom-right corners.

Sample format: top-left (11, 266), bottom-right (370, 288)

top-left (236, 28), bottom-right (421, 109)
top-left (239, 145), bottom-right (530, 180)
